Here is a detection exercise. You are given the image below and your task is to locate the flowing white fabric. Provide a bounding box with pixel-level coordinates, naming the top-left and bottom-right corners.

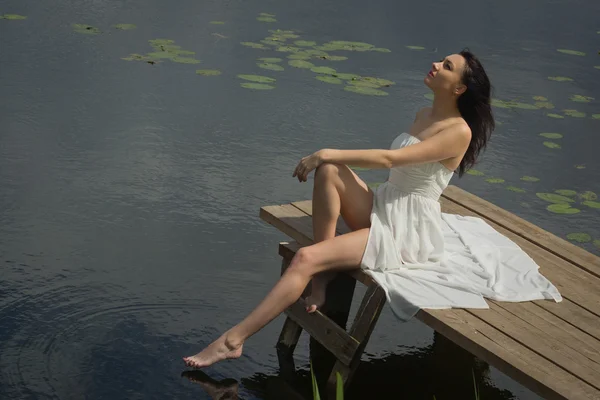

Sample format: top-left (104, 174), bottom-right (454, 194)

top-left (360, 132), bottom-right (562, 321)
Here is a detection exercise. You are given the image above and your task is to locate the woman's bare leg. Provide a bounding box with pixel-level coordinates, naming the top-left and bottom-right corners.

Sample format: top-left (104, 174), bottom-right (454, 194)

top-left (305, 163), bottom-right (373, 313)
top-left (183, 228), bottom-right (371, 369)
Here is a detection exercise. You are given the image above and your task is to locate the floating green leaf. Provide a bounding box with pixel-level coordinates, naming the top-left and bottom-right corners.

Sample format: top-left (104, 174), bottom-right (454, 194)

top-left (114, 23), bottom-right (136, 30)
top-left (485, 178), bottom-right (505, 184)
top-left (316, 75), bottom-right (343, 84)
top-left (361, 77), bottom-right (394, 87)
top-left (241, 42), bottom-right (267, 49)
top-left (344, 86), bottom-right (388, 96)
top-left (575, 164), bottom-right (586, 169)
top-left (536, 193), bottom-right (575, 203)
top-left (287, 53), bottom-right (312, 60)
top-left (566, 233), bottom-right (592, 243)
top-left (547, 113), bottom-right (564, 119)
top-left (539, 133), bottom-right (563, 139)
top-left (543, 141), bottom-right (561, 149)
top-left (521, 176), bottom-right (539, 182)
top-left (580, 191), bottom-right (598, 201)
top-left (491, 99), bottom-right (538, 110)
top-left (149, 39), bottom-right (174, 46)
top-left (594, 239), bottom-right (600, 249)
top-left (240, 82), bottom-right (275, 90)
top-left (547, 203), bottom-right (580, 214)
top-left (570, 94), bottom-right (594, 103)
top-left (466, 169), bottom-right (484, 176)
top-left (209, 21), bottom-right (225, 25)
top-left (258, 57), bottom-right (282, 63)
top-left (320, 55), bottom-right (349, 61)
top-left (304, 49), bottom-right (329, 57)
top-left (72, 23), bottom-right (100, 35)
top-left (311, 66), bottom-right (337, 74)
top-left (172, 57), bottom-right (201, 64)
top-left (583, 201), bottom-right (600, 209)
top-left (1, 14), bottom-right (27, 20)
top-left (406, 45), bottom-right (425, 50)
top-left (333, 73), bottom-right (360, 80)
top-left (563, 109), bottom-right (586, 118)
top-left (146, 51), bottom-right (177, 59)
top-left (276, 46), bottom-right (301, 53)
top-left (196, 69), bottom-right (221, 76)
top-left (595, 66), bottom-right (600, 70)
top-left (295, 40), bottom-right (316, 47)
top-left (557, 49), bottom-right (586, 56)
top-left (533, 96), bottom-right (548, 101)
top-left (368, 182), bottom-right (383, 189)
top-left (237, 74), bottom-right (276, 83)
top-left (592, 114), bottom-right (600, 119)
top-left (323, 41), bottom-right (375, 51)
top-left (259, 12), bottom-right (276, 17)
top-left (348, 80), bottom-right (380, 89)
top-left (555, 189), bottom-right (577, 197)
top-left (424, 93), bottom-right (434, 100)
top-left (288, 60), bottom-right (314, 69)
top-left (507, 186), bottom-right (526, 193)
top-left (548, 76), bottom-right (573, 82)
top-left (371, 48), bottom-right (392, 53)
top-left (535, 101), bottom-right (554, 109)
top-left (257, 62), bottom-right (284, 71)
top-left (257, 16), bottom-right (277, 23)
top-left (122, 53), bottom-right (153, 61)
top-left (350, 166), bottom-right (370, 171)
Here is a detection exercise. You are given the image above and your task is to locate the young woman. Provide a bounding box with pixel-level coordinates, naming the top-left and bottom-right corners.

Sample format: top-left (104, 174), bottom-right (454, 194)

top-left (183, 49), bottom-right (560, 369)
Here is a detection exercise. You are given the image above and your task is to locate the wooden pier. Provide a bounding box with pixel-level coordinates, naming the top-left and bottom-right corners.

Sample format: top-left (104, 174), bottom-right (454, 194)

top-left (260, 185), bottom-right (600, 400)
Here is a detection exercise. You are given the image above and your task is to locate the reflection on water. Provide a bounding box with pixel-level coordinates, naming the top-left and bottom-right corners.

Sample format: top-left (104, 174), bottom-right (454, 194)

top-left (1, 0), bottom-right (598, 398)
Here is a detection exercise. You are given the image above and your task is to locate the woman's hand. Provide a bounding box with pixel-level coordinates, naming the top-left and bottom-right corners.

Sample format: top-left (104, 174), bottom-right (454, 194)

top-left (293, 150), bottom-right (325, 182)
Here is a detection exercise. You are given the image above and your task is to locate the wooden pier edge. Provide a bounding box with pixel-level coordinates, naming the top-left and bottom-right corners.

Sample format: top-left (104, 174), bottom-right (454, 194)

top-left (260, 185), bottom-right (600, 400)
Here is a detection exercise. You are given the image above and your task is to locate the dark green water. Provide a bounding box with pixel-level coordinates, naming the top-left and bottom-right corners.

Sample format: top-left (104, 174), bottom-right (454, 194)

top-left (1, 0), bottom-right (598, 398)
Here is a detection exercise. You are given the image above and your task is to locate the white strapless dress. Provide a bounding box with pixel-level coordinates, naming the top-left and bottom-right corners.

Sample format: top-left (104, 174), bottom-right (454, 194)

top-left (360, 132), bottom-right (562, 320)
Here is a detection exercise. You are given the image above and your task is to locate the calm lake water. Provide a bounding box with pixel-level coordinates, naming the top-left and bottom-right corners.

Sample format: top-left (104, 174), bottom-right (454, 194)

top-left (1, 0), bottom-right (599, 398)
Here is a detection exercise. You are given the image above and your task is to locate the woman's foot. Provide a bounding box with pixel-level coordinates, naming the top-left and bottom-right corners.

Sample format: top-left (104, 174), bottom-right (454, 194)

top-left (305, 272), bottom-right (335, 313)
top-left (183, 334), bottom-right (243, 369)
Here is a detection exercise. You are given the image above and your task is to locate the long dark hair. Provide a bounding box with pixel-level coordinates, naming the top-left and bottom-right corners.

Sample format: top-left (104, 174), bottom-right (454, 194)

top-left (456, 49), bottom-right (495, 177)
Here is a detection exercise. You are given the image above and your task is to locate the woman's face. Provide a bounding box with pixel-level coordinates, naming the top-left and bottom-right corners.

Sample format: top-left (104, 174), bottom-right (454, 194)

top-left (424, 53), bottom-right (467, 95)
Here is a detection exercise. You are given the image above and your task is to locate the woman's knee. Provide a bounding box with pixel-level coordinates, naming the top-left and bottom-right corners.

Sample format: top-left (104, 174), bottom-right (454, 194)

top-left (315, 162), bottom-right (340, 182)
top-left (288, 247), bottom-right (316, 276)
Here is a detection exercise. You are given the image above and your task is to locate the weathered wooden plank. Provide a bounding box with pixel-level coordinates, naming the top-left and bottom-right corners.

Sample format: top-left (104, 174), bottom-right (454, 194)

top-left (533, 299), bottom-right (600, 342)
top-left (442, 185), bottom-right (600, 277)
top-left (492, 300), bottom-right (600, 365)
top-left (260, 204), bottom-right (314, 245)
top-left (440, 201), bottom-right (600, 318)
top-left (419, 309), bottom-right (600, 400)
top-left (469, 304), bottom-right (600, 390)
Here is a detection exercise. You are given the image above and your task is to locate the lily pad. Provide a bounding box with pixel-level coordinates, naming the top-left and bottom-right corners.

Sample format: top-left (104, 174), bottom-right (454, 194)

top-left (580, 191), bottom-right (598, 201)
top-left (406, 45), bottom-right (425, 50)
top-left (350, 166), bottom-right (370, 171)
top-left (1, 14), bottom-right (27, 20)
top-left (563, 109), bottom-right (586, 118)
top-left (240, 83), bottom-right (275, 90)
top-left (333, 73), bottom-right (360, 80)
top-left (316, 75), bottom-right (343, 84)
top-left (539, 133), bottom-right (563, 139)
top-left (241, 42), bottom-right (267, 49)
top-left (72, 23), bottom-right (100, 35)
top-left (583, 201), bottom-right (600, 209)
top-left (320, 55), bottom-right (349, 61)
top-left (258, 57), bottom-right (282, 63)
top-left (257, 16), bottom-right (277, 23)
top-left (295, 40), bottom-right (317, 47)
top-left (196, 69), bottom-right (221, 76)
top-left (348, 80), bottom-right (381, 89)
top-left (521, 176), bottom-right (540, 182)
top-left (344, 86), bottom-right (388, 96)
top-left (567, 233), bottom-right (592, 243)
top-left (149, 39), bottom-right (175, 46)
top-left (209, 21), bottom-right (225, 25)
top-left (371, 48), bottom-right (392, 53)
top-left (554, 190), bottom-right (577, 197)
top-left (543, 141), bottom-right (561, 149)
top-left (570, 95), bottom-right (594, 103)
top-left (533, 96), bottom-right (548, 101)
top-left (324, 41), bottom-right (375, 51)
top-left (594, 239), bottom-right (600, 249)
top-left (535, 101), bottom-right (554, 109)
top-left (506, 186), bottom-right (526, 193)
top-left (311, 66), bottom-right (337, 74)
top-left (557, 49), bottom-right (586, 56)
top-left (257, 63), bottom-right (284, 71)
top-left (424, 93), bottom-right (435, 100)
top-left (491, 99), bottom-right (538, 110)
top-left (547, 203), bottom-right (580, 214)
top-left (172, 57), bottom-right (201, 64)
top-left (288, 60), bottom-right (314, 69)
top-left (237, 74), bottom-right (276, 83)
top-left (276, 46), bottom-right (301, 53)
top-left (146, 51), bottom-right (177, 59)
top-left (547, 113), bottom-right (565, 119)
top-left (593, 114), bottom-right (600, 119)
top-left (304, 49), bottom-right (329, 57)
top-left (466, 169), bottom-right (484, 176)
top-left (114, 23), bottom-right (136, 30)
top-left (536, 193), bottom-right (575, 203)
top-left (485, 178), bottom-right (505, 184)
top-left (361, 77), bottom-right (394, 87)
top-left (575, 165), bottom-right (586, 169)
top-left (548, 76), bottom-right (573, 82)
top-left (259, 12), bottom-right (276, 17)
top-left (122, 53), bottom-right (152, 61)
top-left (368, 182), bottom-right (383, 189)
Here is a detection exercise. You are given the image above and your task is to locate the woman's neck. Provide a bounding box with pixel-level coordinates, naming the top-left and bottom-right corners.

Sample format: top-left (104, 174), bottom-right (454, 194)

top-left (431, 92), bottom-right (461, 119)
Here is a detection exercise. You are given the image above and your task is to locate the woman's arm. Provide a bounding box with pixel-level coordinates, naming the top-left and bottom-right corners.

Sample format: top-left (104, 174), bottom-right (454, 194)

top-left (320, 123), bottom-right (471, 169)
